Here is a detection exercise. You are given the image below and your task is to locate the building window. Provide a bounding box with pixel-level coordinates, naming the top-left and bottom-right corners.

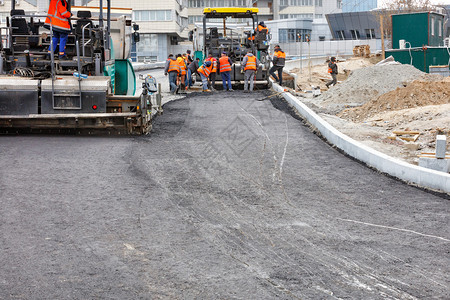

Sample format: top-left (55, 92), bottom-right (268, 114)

top-left (279, 28), bottom-right (312, 42)
top-left (315, 0), bottom-right (322, 6)
top-left (280, 0), bottom-right (289, 6)
top-left (337, 0), bottom-right (342, 8)
top-left (431, 17), bottom-right (435, 36)
top-left (315, 14), bottom-right (323, 19)
top-left (280, 13), bottom-right (314, 19)
top-left (365, 29), bottom-right (375, 39)
top-left (136, 33), bottom-right (158, 55)
top-left (336, 30), bottom-right (345, 40)
top-left (188, 16), bottom-right (203, 24)
top-left (188, 0), bottom-right (203, 7)
top-left (290, 0), bottom-right (313, 5)
top-left (133, 10), bottom-right (172, 21)
top-left (350, 29), bottom-right (360, 39)
top-left (438, 19), bottom-right (442, 37)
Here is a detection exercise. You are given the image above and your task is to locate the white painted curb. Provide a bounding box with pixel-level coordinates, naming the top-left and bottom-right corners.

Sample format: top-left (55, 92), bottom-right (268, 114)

top-left (272, 83), bottom-right (450, 194)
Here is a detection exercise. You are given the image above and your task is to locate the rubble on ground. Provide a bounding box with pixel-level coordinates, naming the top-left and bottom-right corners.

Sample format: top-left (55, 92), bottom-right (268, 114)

top-left (338, 80), bottom-right (450, 121)
top-left (292, 58), bottom-right (450, 166)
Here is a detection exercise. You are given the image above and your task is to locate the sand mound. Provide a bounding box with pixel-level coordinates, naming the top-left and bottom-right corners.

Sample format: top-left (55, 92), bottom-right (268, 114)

top-left (338, 80), bottom-right (450, 121)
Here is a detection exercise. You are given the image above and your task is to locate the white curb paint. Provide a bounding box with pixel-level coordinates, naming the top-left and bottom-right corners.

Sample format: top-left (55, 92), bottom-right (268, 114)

top-left (272, 82), bottom-right (450, 194)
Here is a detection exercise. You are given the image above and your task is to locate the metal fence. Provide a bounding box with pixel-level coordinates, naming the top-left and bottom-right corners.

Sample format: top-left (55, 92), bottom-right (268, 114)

top-left (278, 39), bottom-right (381, 58)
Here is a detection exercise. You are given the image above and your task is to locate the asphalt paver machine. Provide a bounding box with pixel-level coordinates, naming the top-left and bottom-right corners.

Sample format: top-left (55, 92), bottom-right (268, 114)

top-left (0, 0), bottom-right (161, 134)
top-left (191, 7), bottom-right (271, 88)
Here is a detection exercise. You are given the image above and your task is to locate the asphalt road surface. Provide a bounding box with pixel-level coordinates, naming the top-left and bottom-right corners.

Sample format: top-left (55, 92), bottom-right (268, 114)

top-left (0, 90), bottom-right (449, 299)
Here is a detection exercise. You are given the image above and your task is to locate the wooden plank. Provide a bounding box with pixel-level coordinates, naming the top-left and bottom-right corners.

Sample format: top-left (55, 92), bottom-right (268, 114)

top-left (392, 130), bottom-right (420, 135)
top-left (398, 136), bottom-right (416, 142)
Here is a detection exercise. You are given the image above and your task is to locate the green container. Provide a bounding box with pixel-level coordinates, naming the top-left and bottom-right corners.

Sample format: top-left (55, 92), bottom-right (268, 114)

top-left (385, 47), bottom-right (450, 73)
top-left (392, 12), bottom-right (445, 49)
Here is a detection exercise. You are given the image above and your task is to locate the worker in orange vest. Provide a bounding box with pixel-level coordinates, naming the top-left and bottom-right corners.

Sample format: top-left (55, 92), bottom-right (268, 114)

top-left (197, 61), bottom-right (213, 92)
top-left (164, 54), bottom-right (180, 94)
top-left (326, 56), bottom-right (338, 88)
top-left (44, 0), bottom-right (72, 60)
top-left (218, 52), bottom-right (233, 91)
top-left (241, 50), bottom-right (260, 92)
top-left (269, 45), bottom-right (286, 86)
top-left (256, 21), bottom-right (269, 36)
top-left (205, 54), bottom-right (217, 90)
top-left (176, 54), bottom-right (187, 92)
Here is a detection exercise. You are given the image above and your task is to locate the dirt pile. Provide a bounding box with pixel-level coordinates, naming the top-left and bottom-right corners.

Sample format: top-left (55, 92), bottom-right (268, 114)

top-left (294, 59), bottom-right (450, 166)
top-left (338, 80), bottom-right (450, 121)
top-left (314, 64), bottom-right (429, 114)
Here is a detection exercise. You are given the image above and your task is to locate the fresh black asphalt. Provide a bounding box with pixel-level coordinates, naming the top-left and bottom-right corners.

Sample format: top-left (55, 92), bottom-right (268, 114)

top-left (0, 91), bottom-right (449, 299)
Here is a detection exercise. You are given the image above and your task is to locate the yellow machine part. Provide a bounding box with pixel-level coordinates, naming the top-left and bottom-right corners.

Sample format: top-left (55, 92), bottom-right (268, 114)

top-left (203, 7), bottom-right (259, 15)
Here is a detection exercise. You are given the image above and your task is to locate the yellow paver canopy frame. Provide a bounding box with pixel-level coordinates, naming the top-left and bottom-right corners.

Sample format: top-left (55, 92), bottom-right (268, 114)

top-left (203, 7), bottom-right (259, 18)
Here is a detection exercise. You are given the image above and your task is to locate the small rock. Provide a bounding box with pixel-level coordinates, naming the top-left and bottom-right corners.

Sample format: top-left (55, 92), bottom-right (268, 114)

top-left (404, 143), bottom-right (420, 151)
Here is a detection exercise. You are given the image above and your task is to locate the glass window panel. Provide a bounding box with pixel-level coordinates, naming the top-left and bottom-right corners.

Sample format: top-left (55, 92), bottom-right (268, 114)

top-left (155, 11), bottom-right (164, 21)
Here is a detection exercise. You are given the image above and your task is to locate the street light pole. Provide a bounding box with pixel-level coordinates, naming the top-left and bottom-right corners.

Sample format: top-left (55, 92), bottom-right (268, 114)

top-left (297, 34), bottom-right (303, 74)
top-left (307, 34), bottom-right (311, 82)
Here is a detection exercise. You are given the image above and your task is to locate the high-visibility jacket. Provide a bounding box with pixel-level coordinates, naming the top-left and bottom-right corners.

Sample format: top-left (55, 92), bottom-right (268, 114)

top-left (257, 25), bottom-right (268, 32)
top-left (45, 0), bottom-right (72, 33)
top-left (206, 57), bottom-right (217, 73)
top-left (177, 57), bottom-right (187, 75)
top-left (248, 35), bottom-right (255, 41)
top-left (219, 56), bottom-right (232, 73)
top-left (244, 55), bottom-right (257, 71)
top-left (328, 61), bottom-right (338, 74)
top-left (198, 64), bottom-right (213, 77)
top-left (168, 59), bottom-right (180, 73)
top-left (272, 50), bottom-right (286, 67)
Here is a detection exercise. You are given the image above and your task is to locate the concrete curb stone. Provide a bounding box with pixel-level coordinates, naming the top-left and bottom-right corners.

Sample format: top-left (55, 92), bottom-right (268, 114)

top-left (272, 82), bottom-right (450, 194)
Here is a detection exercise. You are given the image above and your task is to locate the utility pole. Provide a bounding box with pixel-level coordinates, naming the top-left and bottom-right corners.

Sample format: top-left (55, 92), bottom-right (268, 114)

top-left (380, 15), bottom-right (385, 59)
top-left (297, 33), bottom-right (303, 73)
top-left (307, 34), bottom-right (311, 82)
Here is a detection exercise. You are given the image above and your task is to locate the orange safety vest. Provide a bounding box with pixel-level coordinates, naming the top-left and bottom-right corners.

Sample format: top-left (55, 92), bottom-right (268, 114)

top-left (45, 0), bottom-right (72, 32)
top-left (257, 25), bottom-right (268, 32)
top-left (219, 56), bottom-right (232, 72)
top-left (274, 50), bottom-right (286, 59)
top-left (244, 55), bottom-right (257, 71)
top-left (168, 59), bottom-right (180, 73)
top-left (198, 64), bottom-right (212, 77)
top-left (177, 57), bottom-right (186, 75)
top-left (206, 57), bottom-right (217, 72)
top-left (328, 62), bottom-right (336, 73)
top-left (248, 35), bottom-right (255, 41)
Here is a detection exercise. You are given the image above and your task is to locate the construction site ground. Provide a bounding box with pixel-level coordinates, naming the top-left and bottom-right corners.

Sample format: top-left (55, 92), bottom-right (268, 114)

top-left (289, 57), bottom-right (450, 166)
top-left (1, 89), bottom-right (449, 299)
